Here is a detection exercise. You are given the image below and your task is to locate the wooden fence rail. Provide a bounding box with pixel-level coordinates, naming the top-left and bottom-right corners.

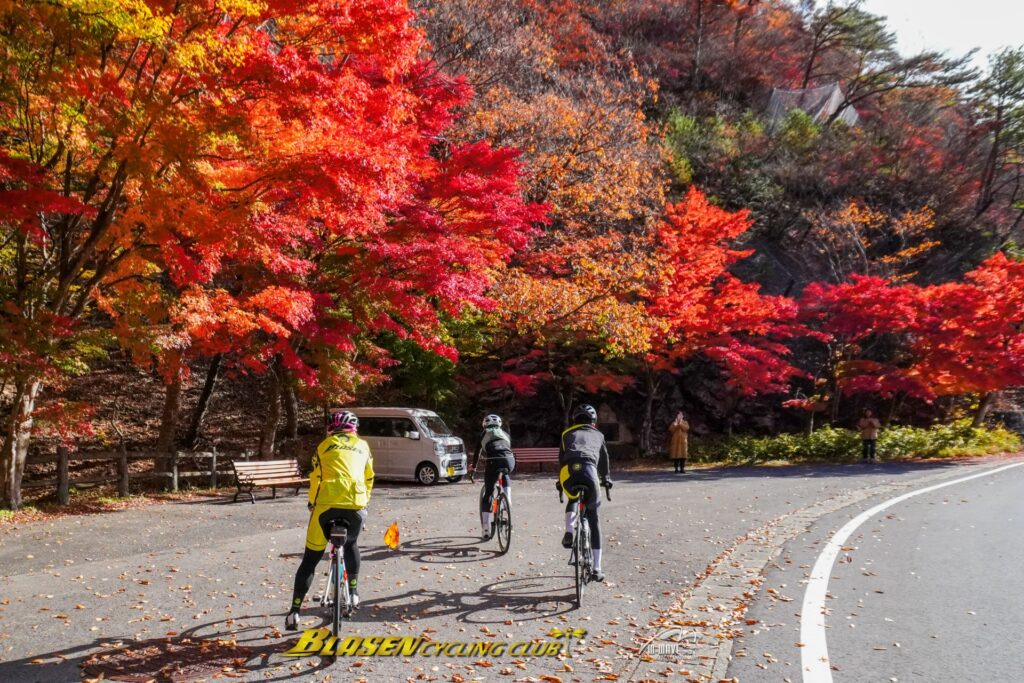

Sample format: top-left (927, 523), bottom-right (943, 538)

top-left (24, 447), bottom-right (254, 503)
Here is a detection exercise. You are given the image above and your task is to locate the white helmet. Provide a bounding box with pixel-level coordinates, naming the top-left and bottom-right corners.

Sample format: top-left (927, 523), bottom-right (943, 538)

top-left (482, 414), bottom-right (502, 429)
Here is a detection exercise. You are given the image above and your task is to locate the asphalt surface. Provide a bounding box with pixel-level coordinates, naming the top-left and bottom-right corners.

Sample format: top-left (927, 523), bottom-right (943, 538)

top-left (728, 460), bottom-right (1024, 682)
top-left (0, 459), bottom-right (1016, 682)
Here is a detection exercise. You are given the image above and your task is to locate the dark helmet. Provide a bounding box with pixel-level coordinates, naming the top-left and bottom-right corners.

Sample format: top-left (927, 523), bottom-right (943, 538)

top-left (328, 410), bottom-right (359, 434)
top-left (573, 404), bottom-right (597, 425)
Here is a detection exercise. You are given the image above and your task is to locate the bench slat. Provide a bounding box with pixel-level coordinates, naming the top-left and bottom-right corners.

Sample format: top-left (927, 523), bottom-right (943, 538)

top-left (234, 463), bottom-right (299, 471)
top-left (236, 467), bottom-right (301, 473)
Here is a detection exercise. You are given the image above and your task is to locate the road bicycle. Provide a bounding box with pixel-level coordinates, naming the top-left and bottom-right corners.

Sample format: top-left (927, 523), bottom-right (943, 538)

top-left (470, 466), bottom-right (512, 554)
top-left (559, 481), bottom-right (611, 607)
top-left (317, 521), bottom-right (354, 637)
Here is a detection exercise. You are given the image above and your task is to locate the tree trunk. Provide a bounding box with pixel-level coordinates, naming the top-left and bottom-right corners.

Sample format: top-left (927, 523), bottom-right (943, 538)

top-left (732, 12), bottom-right (745, 51)
top-left (884, 393), bottom-right (898, 426)
top-left (639, 365), bottom-right (659, 454)
top-left (972, 391), bottom-right (996, 428)
top-left (259, 365), bottom-right (282, 458)
top-left (0, 379), bottom-right (41, 510)
top-left (975, 109), bottom-right (1004, 217)
top-left (156, 375), bottom-right (182, 471)
top-left (184, 354), bottom-right (222, 449)
top-left (283, 378), bottom-right (299, 441)
top-left (691, 0), bottom-right (706, 90)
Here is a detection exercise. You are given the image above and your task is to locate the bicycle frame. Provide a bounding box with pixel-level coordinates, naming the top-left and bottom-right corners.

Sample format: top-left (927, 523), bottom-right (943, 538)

top-left (319, 524), bottom-right (352, 637)
top-left (490, 471), bottom-right (506, 514)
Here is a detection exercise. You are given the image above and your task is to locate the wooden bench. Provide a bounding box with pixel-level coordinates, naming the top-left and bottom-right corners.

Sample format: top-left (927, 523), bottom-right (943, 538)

top-left (512, 447), bottom-right (560, 472)
top-left (231, 459), bottom-right (309, 504)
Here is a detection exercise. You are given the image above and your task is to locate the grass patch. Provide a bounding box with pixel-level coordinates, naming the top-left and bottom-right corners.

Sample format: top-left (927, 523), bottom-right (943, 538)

top-left (687, 419), bottom-right (1021, 466)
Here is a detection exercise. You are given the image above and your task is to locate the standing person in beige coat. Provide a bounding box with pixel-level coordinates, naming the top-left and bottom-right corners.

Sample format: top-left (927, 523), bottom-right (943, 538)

top-left (668, 412), bottom-right (690, 473)
top-left (857, 409), bottom-right (881, 462)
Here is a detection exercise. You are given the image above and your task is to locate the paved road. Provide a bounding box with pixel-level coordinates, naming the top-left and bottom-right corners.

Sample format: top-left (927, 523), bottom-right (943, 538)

top-left (728, 460), bottom-right (1024, 682)
top-left (0, 459), bottom-right (1016, 682)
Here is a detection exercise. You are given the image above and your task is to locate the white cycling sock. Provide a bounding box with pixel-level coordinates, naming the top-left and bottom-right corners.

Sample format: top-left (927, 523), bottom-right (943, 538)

top-left (592, 548), bottom-right (603, 572)
top-left (503, 485), bottom-right (511, 504)
top-left (565, 511), bottom-right (576, 534)
top-left (481, 511), bottom-right (492, 532)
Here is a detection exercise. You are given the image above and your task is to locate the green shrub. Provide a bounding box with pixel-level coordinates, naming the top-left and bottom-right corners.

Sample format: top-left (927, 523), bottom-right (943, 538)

top-left (690, 420), bottom-right (1021, 464)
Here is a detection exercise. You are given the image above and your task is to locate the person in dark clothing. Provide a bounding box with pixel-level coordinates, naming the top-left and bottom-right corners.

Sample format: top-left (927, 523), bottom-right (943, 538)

top-left (556, 404), bottom-right (612, 582)
top-left (470, 414), bottom-right (515, 539)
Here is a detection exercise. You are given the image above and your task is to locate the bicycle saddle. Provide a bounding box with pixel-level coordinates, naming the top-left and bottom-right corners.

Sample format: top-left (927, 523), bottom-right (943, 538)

top-left (329, 524), bottom-right (348, 545)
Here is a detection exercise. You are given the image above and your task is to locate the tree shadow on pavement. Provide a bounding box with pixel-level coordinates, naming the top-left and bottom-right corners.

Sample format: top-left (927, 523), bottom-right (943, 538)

top-left (0, 614), bottom-right (332, 682)
top-left (357, 575), bottom-right (577, 625)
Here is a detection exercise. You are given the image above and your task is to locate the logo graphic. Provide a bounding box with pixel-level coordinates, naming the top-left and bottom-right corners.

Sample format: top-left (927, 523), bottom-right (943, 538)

top-left (282, 628), bottom-right (588, 659)
top-left (548, 627), bottom-right (587, 654)
top-left (637, 627), bottom-right (702, 658)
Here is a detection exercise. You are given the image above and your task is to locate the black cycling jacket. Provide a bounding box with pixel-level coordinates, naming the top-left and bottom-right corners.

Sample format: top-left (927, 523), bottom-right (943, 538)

top-left (473, 427), bottom-right (513, 469)
top-left (559, 424), bottom-right (610, 479)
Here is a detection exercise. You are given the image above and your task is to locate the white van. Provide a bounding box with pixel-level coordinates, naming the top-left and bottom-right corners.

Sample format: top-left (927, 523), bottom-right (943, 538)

top-left (348, 407), bottom-right (468, 485)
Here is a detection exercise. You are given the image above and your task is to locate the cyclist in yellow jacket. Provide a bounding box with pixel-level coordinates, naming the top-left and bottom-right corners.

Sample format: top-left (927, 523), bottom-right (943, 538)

top-left (285, 410), bottom-right (374, 631)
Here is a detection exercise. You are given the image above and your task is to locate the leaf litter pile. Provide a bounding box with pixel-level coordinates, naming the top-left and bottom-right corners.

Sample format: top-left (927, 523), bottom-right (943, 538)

top-left (80, 635), bottom-right (271, 682)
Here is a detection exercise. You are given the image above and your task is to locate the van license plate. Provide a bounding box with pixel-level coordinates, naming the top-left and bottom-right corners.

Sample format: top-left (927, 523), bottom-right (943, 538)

top-left (447, 466), bottom-right (455, 477)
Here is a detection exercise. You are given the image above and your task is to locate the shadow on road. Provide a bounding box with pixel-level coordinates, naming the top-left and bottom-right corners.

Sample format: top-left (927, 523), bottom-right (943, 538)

top-left (361, 535), bottom-right (502, 564)
top-left (357, 575), bottom-right (578, 625)
top-left (0, 614), bottom-right (331, 683)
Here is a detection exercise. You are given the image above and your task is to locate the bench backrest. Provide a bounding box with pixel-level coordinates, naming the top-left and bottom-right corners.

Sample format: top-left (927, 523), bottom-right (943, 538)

top-left (512, 447), bottom-right (560, 461)
top-left (232, 459), bottom-right (302, 481)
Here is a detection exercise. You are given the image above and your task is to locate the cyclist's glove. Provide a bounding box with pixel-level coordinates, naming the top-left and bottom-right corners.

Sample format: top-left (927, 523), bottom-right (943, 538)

top-left (555, 481), bottom-right (563, 493)
top-left (307, 502), bottom-right (314, 512)
top-left (601, 479), bottom-right (613, 489)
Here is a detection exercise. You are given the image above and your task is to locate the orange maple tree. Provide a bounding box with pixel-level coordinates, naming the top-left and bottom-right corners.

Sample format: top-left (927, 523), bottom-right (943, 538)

top-left (0, 0), bottom-right (543, 509)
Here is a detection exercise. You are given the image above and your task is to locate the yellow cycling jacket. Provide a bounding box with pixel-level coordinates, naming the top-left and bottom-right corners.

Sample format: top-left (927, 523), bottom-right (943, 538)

top-left (309, 433), bottom-right (375, 509)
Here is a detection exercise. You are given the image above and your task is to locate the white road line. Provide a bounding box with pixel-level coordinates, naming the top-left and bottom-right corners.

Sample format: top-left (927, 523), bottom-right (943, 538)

top-left (800, 461), bottom-right (1024, 682)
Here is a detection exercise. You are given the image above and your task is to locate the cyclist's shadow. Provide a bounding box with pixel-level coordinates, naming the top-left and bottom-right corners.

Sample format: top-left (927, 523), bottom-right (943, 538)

top-left (356, 575), bottom-right (577, 624)
top-left (361, 536), bottom-right (503, 564)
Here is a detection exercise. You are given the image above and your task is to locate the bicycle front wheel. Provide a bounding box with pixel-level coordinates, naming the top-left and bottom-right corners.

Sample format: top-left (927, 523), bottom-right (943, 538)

top-left (495, 492), bottom-right (511, 554)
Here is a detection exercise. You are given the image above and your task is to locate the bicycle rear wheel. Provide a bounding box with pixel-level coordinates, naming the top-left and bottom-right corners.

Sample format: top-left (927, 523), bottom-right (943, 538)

top-left (495, 491), bottom-right (511, 554)
top-left (331, 555), bottom-right (343, 638)
top-left (580, 518), bottom-right (592, 588)
top-left (573, 513), bottom-right (586, 607)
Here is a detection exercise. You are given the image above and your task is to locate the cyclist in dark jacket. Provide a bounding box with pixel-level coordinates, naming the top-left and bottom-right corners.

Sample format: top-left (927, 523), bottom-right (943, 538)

top-left (556, 404), bottom-right (612, 581)
top-left (471, 414), bottom-right (515, 539)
